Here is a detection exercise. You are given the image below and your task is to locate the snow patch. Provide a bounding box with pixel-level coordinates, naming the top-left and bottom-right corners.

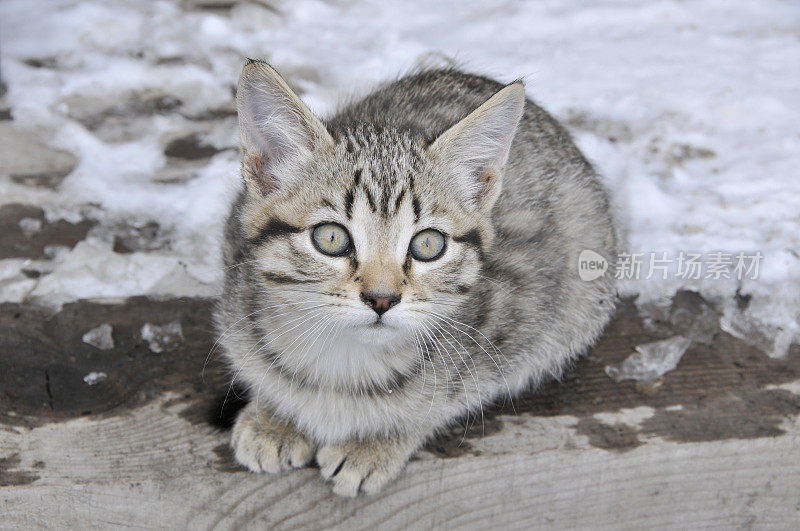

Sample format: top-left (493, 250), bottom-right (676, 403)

top-left (83, 371), bottom-right (108, 385)
top-left (141, 321), bottom-right (184, 353)
top-left (28, 239), bottom-right (218, 309)
top-left (18, 217), bottom-right (43, 238)
top-left (82, 323), bottom-right (114, 350)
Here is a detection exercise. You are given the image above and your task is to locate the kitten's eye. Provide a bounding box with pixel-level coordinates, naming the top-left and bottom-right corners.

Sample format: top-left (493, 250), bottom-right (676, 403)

top-left (409, 229), bottom-right (446, 261)
top-left (312, 223), bottom-right (352, 256)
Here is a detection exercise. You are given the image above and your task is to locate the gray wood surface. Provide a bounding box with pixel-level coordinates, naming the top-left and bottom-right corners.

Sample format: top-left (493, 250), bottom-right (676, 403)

top-left (2, 296), bottom-right (799, 529)
top-left (3, 392), bottom-right (799, 529)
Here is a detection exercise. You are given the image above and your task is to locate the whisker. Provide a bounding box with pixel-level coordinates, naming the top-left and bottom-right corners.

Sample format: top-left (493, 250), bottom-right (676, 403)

top-left (413, 328), bottom-right (437, 421)
top-left (419, 309), bottom-right (516, 415)
top-left (228, 307), bottom-right (328, 398)
top-left (431, 320), bottom-right (485, 437)
top-left (204, 299), bottom-right (323, 378)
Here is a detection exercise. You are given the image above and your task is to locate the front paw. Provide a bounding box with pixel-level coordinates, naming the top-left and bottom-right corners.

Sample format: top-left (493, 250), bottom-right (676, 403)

top-left (231, 402), bottom-right (315, 474)
top-left (316, 435), bottom-right (419, 497)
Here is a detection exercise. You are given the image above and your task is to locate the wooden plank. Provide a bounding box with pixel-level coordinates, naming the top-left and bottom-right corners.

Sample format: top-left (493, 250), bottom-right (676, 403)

top-left (2, 396), bottom-right (799, 529)
top-left (1, 295), bottom-right (799, 528)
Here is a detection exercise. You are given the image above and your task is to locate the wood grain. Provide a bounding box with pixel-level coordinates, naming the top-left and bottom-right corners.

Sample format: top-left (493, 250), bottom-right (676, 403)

top-left (1, 295), bottom-right (799, 529)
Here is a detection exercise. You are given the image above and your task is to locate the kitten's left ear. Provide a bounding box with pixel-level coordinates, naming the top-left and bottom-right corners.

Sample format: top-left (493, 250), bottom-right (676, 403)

top-left (237, 60), bottom-right (334, 196)
top-left (427, 82), bottom-right (525, 213)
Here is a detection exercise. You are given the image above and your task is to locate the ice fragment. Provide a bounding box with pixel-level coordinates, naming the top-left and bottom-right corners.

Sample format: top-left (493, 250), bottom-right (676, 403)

top-left (141, 321), bottom-right (183, 353)
top-left (82, 323), bottom-right (114, 350)
top-left (83, 372), bottom-right (108, 385)
top-left (605, 335), bottom-right (691, 382)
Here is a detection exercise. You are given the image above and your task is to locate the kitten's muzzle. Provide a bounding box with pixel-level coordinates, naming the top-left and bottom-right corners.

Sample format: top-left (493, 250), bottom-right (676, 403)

top-left (360, 291), bottom-right (401, 316)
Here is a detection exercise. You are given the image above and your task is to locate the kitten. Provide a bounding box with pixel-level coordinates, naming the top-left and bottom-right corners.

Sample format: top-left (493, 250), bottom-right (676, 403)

top-left (215, 60), bottom-right (617, 497)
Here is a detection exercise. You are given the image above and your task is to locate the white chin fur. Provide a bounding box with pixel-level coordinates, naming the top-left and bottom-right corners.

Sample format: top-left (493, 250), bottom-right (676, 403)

top-left (348, 322), bottom-right (401, 345)
top-left (331, 304), bottom-right (412, 345)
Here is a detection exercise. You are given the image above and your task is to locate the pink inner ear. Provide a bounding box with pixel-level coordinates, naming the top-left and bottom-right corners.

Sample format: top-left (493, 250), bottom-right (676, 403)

top-left (479, 169), bottom-right (497, 185)
top-left (244, 151), bottom-right (279, 196)
top-left (477, 169), bottom-right (499, 199)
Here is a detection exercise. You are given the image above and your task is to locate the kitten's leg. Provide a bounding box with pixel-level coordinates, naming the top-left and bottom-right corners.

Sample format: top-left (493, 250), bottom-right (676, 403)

top-left (316, 431), bottom-right (425, 497)
top-left (231, 401), bottom-right (315, 473)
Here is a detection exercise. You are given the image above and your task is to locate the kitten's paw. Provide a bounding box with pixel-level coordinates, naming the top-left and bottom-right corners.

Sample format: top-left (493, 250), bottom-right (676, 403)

top-left (316, 437), bottom-right (416, 497)
top-left (231, 403), bottom-right (314, 474)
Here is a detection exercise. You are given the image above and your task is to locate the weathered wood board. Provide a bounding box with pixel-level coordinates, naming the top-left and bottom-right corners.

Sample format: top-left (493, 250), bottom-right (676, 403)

top-left (2, 295), bottom-right (799, 529)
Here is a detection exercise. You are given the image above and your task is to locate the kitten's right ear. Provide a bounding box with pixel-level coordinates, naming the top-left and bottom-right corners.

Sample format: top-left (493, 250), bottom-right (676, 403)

top-left (237, 60), bottom-right (333, 196)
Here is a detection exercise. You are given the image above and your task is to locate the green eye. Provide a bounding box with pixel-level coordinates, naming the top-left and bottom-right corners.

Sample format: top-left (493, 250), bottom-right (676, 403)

top-left (409, 229), bottom-right (446, 261)
top-left (312, 223), bottom-right (352, 256)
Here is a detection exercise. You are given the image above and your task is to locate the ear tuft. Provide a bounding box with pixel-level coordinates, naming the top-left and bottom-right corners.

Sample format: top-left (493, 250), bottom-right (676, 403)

top-left (236, 61), bottom-right (333, 196)
top-left (242, 151), bottom-right (277, 196)
top-left (428, 82), bottom-right (525, 212)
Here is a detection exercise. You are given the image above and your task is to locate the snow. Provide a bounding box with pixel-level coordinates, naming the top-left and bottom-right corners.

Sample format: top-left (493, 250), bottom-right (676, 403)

top-left (1, 0), bottom-right (798, 355)
top-left (83, 371), bottom-right (108, 386)
top-left (82, 323), bottom-right (115, 351)
top-left (29, 239), bottom-right (217, 308)
top-left (141, 321), bottom-right (184, 353)
top-left (18, 217), bottom-right (43, 238)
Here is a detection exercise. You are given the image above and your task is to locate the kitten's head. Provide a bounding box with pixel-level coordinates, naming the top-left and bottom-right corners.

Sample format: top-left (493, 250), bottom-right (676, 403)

top-left (236, 61), bottom-right (523, 350)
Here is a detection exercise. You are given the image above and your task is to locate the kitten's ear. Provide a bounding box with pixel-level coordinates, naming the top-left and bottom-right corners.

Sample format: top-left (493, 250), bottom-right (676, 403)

top-left (237, 60), bottom-right (333, 196)
top-left (427, 82), bottom-right (525, 213)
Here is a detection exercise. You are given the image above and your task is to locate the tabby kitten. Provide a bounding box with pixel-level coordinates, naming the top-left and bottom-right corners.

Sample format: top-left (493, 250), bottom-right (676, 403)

top-left (215, 60), bottom-right (617, 496)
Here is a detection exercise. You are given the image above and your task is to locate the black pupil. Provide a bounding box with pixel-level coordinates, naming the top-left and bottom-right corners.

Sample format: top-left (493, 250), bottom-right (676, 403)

top-left (329, 231), bottom-right (335, 243)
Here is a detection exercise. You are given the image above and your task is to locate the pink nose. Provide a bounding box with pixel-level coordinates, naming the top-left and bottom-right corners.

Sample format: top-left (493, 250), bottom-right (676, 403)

top-left (361, 292), bottom-right (401, 316)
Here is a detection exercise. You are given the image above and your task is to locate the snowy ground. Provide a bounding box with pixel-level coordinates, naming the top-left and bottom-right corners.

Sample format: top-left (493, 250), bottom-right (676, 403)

top-left (1, 0), bottom-right (798, 356)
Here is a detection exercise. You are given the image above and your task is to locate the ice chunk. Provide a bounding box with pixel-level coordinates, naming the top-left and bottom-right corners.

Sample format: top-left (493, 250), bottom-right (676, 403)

top-left (0, 259), bottom-right (39, 303)
top-left (83, 371), bottom-right (107, 385)
top-left (667, 291), bottom-right (719, 345)
top-left (606, 335), bottom-right (692, 382)
top-left (721, 311), bottom-right (795, 359)
top-left (639, 291), bottom-right (719, 345)
top-left (82, 323), bottom-right (114, 350)
top-left (141, 321), bottom-right (183, 353)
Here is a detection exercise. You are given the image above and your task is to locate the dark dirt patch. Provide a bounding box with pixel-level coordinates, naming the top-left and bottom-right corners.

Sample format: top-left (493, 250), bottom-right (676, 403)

top-left (0, 297), bottom-right (229, 428)
top-left (0, 203), bottom-right (96, 259)
top-left (10, 171), bottom-right (74, 189)
top-left (182, 107), bottom-right (237, 121)
top-left (424, 437), bottom-right (475, 459)
top-left (22, 57), bottom-right (59, 69)
top-left (2, 294), bottom-right (798, 456)
top-left (574, 418), bottom-right (642, 452)
top-left (641, 389), bottom-right (800, 442)
top-left (110, 221), bottom-right (168, 254)
top-left (184, 0), bottom-right (238, 13)
top-left (663, 142), bottom-right (717, 167)
top-left (427, 295), bottom-right (799, 454)
top-left (0, 453), bottom-right (40, 487)
top-left (164, 134), bottom-right (225, 160)
top-left (424, 412), bottom-right (507, 458)
top-left (74, 94), bottom-right (183, 132)
top-left (564, 109), bottom-right (633, 144)
top-left (212, 443), bottom-right (244, 473)
top-left (175, 379), bottom-right (249, 430)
